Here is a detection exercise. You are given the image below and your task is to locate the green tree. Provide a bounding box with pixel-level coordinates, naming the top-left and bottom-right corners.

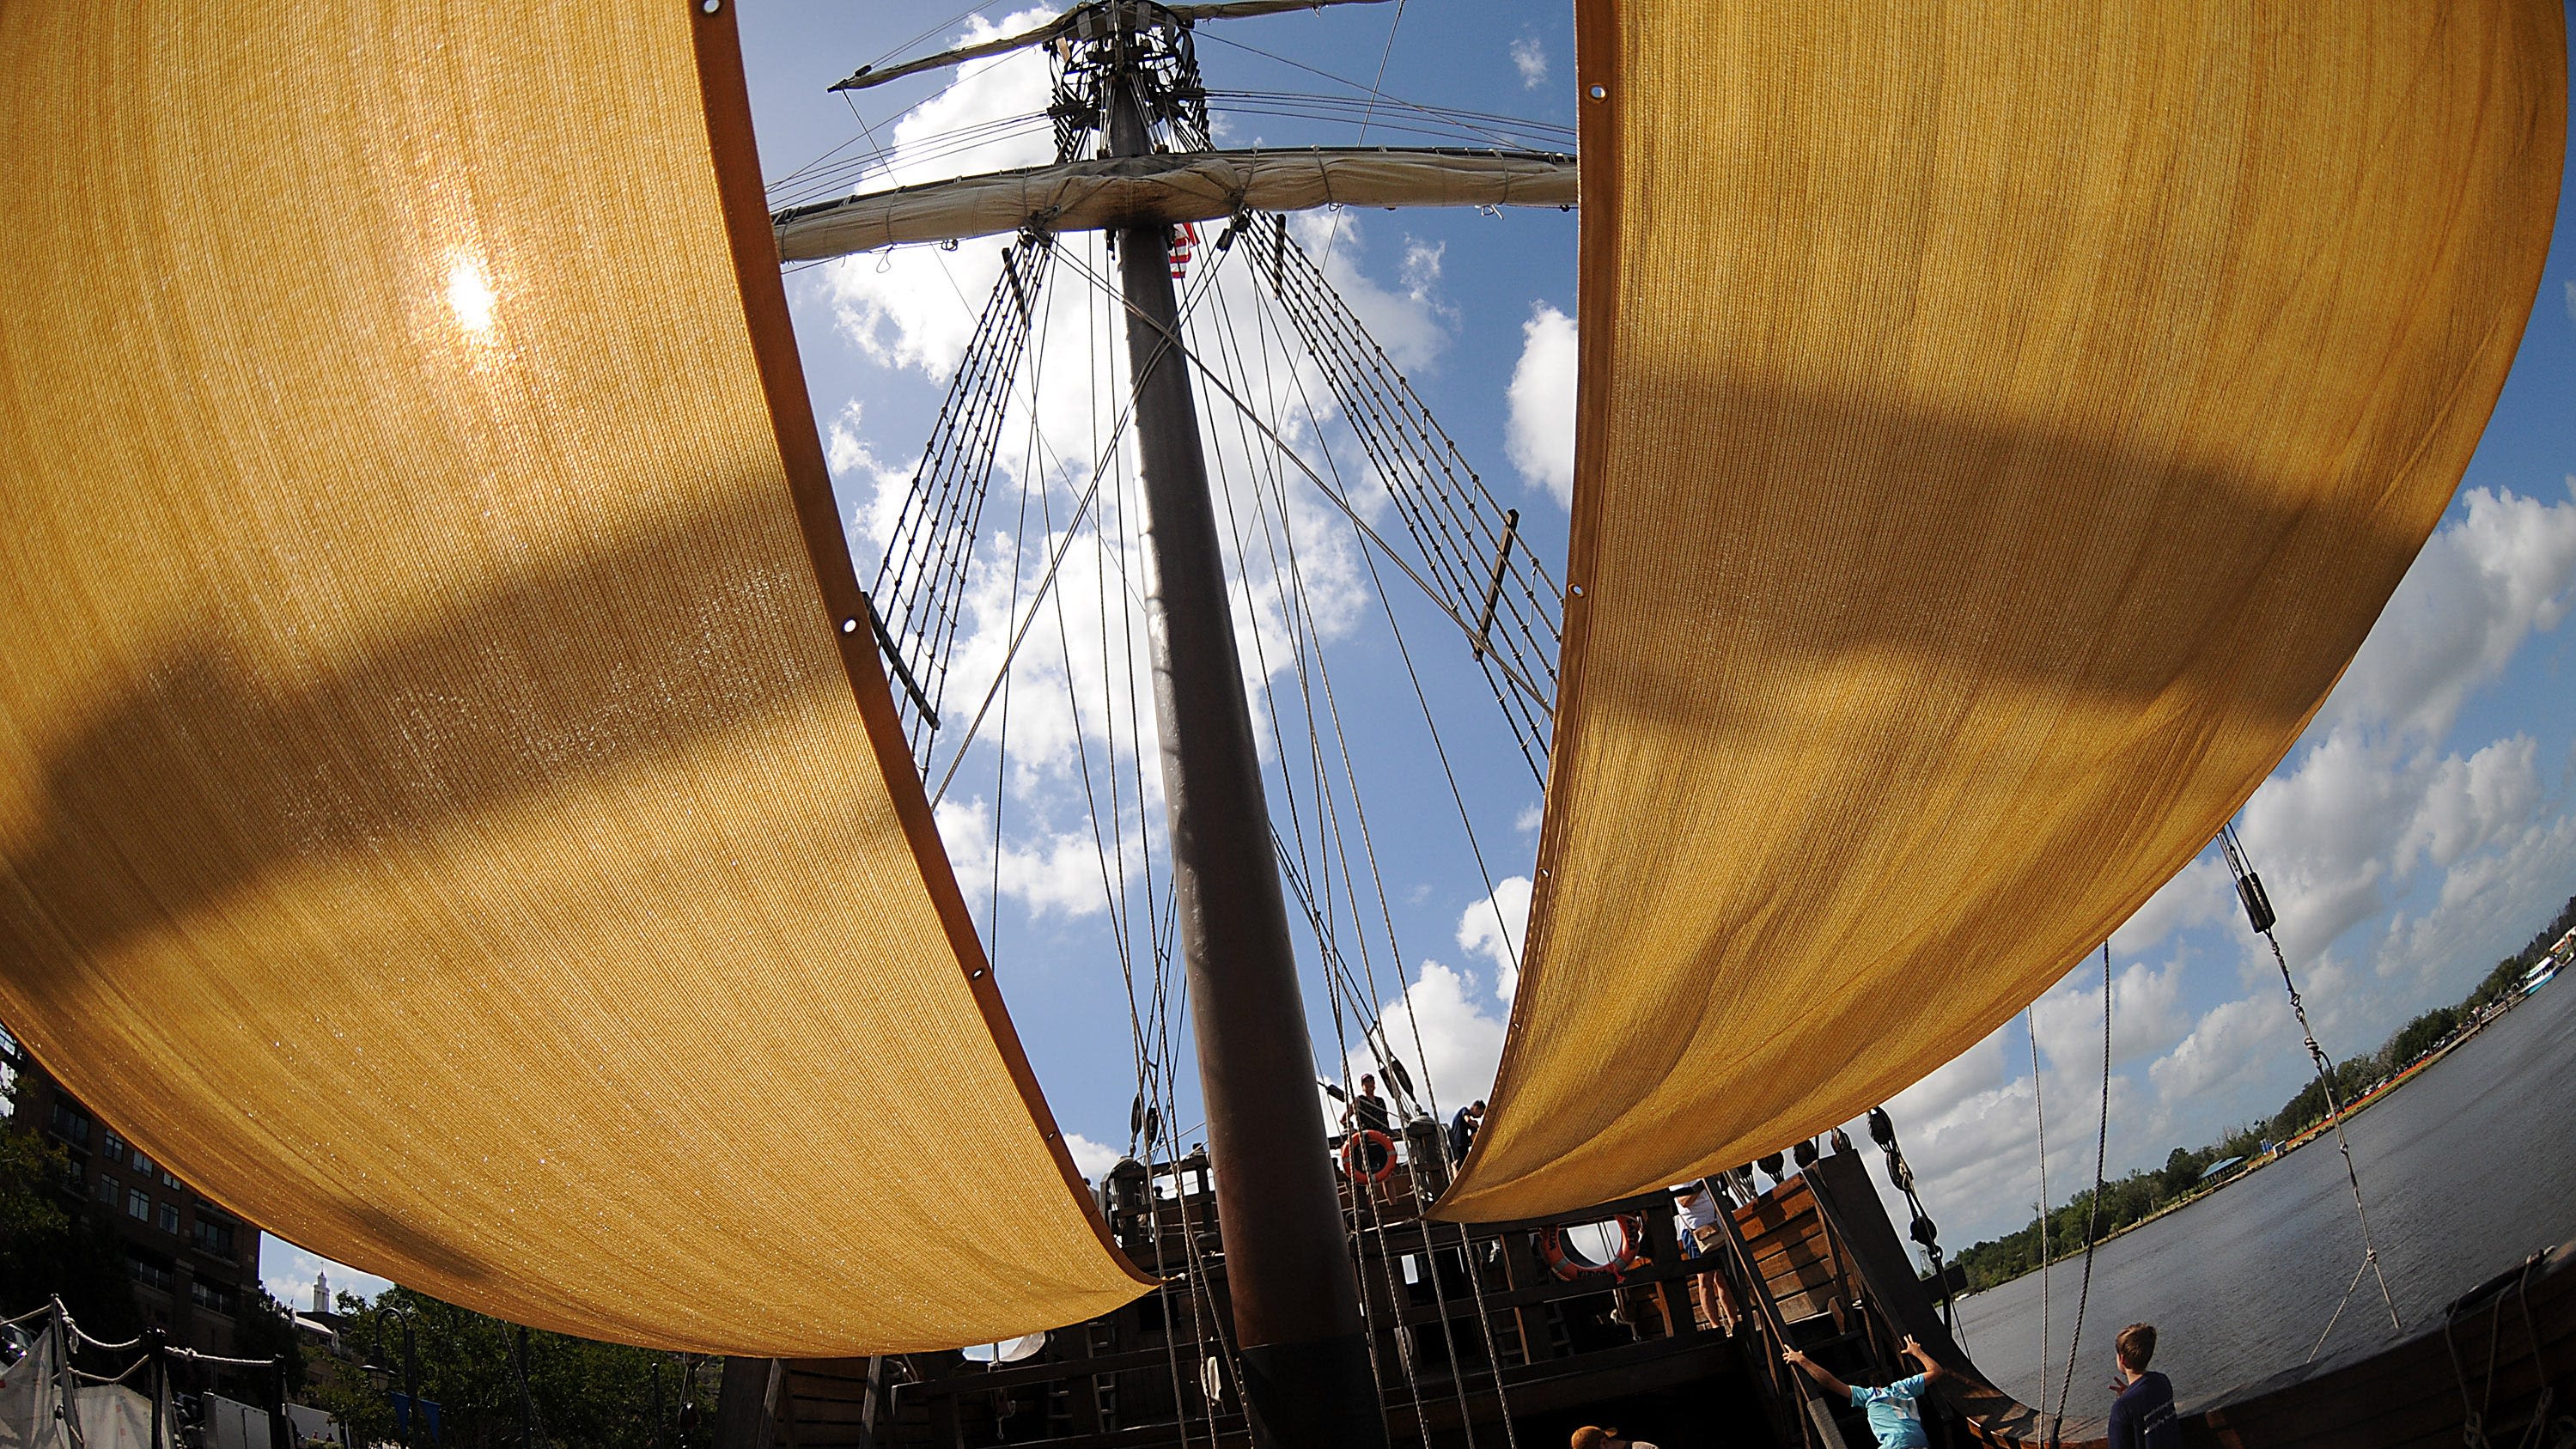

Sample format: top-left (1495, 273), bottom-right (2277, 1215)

top-left (2463, 957), bottom-right (2527, 1014)
top-left (314, 1288), bottom-right (703, 1449)
top-left (2384, 1005), bottom-right (2460, 1067)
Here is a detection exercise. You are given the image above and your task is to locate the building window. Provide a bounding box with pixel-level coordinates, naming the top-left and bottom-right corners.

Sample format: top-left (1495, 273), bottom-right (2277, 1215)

top-left (124, 1249), bottom-right (175, 1294)
top-left (102, 1129), bottom-right (128, 1162)
top-left (156, 1201), bottom-right (180, 1233)
top-left (48, 1100), bottom-right (90, 1148)
top-left (94, 1173), bottom-right (118, 1205)
top-left (158, 1168), bottom-right (180, 1189)
top-left (126, 1188), bottom-right (149, 1221)
top-left (192, 1215), bottom-right (238, 1257)
top-left (188, 1281), bottom-right (238, 1318)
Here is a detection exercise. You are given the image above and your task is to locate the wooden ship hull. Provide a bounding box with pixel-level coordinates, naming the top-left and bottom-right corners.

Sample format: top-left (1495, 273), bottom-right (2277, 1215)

top-left (710, 1145), bottom-right (2576, 1449)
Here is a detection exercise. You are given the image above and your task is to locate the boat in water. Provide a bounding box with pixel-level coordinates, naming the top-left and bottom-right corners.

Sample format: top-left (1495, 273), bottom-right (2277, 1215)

top-left (0, 1), bottom-right (2566, 1447)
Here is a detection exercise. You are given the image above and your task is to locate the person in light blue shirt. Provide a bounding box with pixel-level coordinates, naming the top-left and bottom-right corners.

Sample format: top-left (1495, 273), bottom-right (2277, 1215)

top-left (1782, 1335), bottom-right (1949, 1449)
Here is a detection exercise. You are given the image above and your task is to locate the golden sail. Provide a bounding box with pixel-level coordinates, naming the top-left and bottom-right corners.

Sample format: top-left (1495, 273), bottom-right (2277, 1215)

top-left (0, 3), bottom-right (1147, 1353)
top-left (1440, 0), bottom-right (2566, 1221)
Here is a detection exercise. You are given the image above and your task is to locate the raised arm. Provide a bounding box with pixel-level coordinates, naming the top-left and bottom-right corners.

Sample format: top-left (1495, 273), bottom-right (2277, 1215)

top-left (1781, 1348), bottom-right (1853, 1403)
top-left (1900, 1335), bottom-right (1952, 1385)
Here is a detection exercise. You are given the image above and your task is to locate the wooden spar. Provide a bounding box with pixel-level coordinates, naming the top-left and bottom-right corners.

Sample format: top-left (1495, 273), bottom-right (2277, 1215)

top-left (1102, 49), bottom-right (1389, 1449)
top-left (773, 148), bottom-right (1577, 261)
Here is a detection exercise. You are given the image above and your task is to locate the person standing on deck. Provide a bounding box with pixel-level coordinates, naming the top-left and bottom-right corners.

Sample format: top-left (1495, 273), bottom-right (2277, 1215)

top-left (1446, 1099), bottom-right (1485, 1162)
top-left (1783, 1336), bottom-right (1948, 1449)
top-left (2107, 1323), bottom-right (2180, 1449)
top-left (1668, 1182), bottom-right (1737, 1330)
top-left (1341, 1073), bottom-right (1392, 1135)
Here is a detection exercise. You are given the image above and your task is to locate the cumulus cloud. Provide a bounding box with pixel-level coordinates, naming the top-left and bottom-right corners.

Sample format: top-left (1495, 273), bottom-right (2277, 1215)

top-left (1875, 483), bottom-right (2576, 1247)
top-left (1504, 303), bottom-right (1577, 508)
top-left (2030, 955), bottom-right (2194, 1075)
top-left (2117, 482), bottom-right (2576, 982)
top-left (1457, 875), bottom-right (1532, 1003)
top-left (2377, 810), bottom-right (2576, 990)
top-left (1510, 38), bottom-right (1548, 88)
top-left (2110, 855), bottom-right (2235, 957)
top-left (2320, 482), bottom-right (2576, 744)
top-left (2238, 726), bottom-right (2561, 980)
top-left (1063, 1131), bottom-right (1124, 1182)
top-left (2145, 992), bottom-right (2296, 1133)
top-left (812, 11), bottom-right (1060, 376)
top-left (935, 796), bottom-right (1137, 922)
top-left (1343, 959), bottom-right (1510, 1111)
top-left (1401, 239), bottom-right (1446, 307)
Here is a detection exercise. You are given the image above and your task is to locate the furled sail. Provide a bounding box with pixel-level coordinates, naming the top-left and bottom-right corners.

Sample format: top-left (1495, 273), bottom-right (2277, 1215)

top-left (0, 3), bottom-right (1148, 1352)
top-left (775, 147), bottom-right (1576, 261)
top-left (1438, 0), bottom-right (2565, 1222)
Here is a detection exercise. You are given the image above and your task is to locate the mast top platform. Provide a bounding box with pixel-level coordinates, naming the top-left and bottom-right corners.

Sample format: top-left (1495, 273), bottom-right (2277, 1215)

top-left (828, 0), bottom-right (1391, 94)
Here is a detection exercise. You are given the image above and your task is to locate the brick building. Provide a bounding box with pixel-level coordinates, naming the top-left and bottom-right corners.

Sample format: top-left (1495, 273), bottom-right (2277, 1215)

top-left (4, 1031), bottom-right (265, 1355)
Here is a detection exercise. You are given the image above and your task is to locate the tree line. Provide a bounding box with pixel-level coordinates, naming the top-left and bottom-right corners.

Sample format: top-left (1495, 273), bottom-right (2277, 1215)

top-left (303, 1289), bottom-right (721, 1449)
top-left (1946, 892), bottom-right (2575, 1294)
top-left (3, 1128), bottom-right (714, 1446)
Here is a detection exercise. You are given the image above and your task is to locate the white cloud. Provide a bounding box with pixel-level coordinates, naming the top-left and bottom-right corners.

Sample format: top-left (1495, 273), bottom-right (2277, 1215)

top-left (2031, 955), bottom-right (2193, 1074)
top-left (2321, 482), bottom-right (2576, 744)
top-left (813, 11), bottom-right (1062, 377)
top-left (2396, 734), bottom-right (2544, 874)
top-left (935, 795), bottom-right (1135, 921)
top-left (2377, 811), bottom-right (2576, 989)
top-left (2238, 727), bottom-right (2562, 981)
top-left (1457, 875), bottom-right (1532, 1003)
top-left (2110, 855), bottom-right (2234, 956)
top-left (1401, 240), bottom-right (1445, 307)
top-left (1510, 38), bottom-right (1548, 89)
top-left (1063, 1131), bottom-right (1123, 1182)
top-left (2141, 991), bottom-right (2306, 1151)
top-left (1513, 801), bottom-right (1543, 834)
top-left (1344, 959), bottom-right (1509, 1111)
top-left (1504, 303), bottom-right (1577, 508)
top-left (2203, 481), bottom-right (2576, 980)
top-left (1290, 211), bottom-right (1447, 369)
top-left (2564, 279), bottom-right (2574, 327)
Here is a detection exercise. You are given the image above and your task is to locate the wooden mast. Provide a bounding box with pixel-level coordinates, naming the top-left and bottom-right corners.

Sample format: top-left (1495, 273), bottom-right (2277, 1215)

top-left (1099, 13), bottom-right (1389, 1448)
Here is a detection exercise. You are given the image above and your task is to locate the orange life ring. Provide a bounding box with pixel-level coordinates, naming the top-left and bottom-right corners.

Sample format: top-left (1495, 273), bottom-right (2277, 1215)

top-left (1340, 1129), bottom-right (1396, 1184)
top-left (1538, 1215), bottom-right (1649, 1282)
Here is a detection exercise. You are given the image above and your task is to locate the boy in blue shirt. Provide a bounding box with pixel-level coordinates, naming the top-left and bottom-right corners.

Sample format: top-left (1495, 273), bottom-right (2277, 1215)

top-left (1782, 1335), bottom-right (1948, 1449)
top-left (2106, 1323), bottom-right (2180, 1449)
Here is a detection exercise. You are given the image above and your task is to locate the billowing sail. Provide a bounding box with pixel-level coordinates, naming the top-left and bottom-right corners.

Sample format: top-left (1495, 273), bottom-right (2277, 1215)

top-left (0, 4), bottom-right (1148, 1351)
top-left (1439, 0), bottom-right (2564, 1221)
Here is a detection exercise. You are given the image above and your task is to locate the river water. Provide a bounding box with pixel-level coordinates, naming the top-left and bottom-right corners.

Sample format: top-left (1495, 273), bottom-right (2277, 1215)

top-left (1951, 971), bottom-right (2576, 1412)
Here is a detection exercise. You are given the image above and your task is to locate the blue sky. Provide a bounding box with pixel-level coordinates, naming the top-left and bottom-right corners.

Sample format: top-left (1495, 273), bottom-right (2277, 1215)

top-left (268, 1), bottom-right (2576, 1303)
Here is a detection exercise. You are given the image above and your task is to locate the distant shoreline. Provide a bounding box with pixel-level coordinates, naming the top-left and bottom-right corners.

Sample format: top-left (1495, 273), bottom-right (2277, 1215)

top-left (1960, 981), bottom-right (2537, 1296)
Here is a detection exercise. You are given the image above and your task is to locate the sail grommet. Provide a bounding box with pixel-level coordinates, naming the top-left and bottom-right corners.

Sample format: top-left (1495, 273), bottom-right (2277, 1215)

top-left (1586, 84), bottom-right (1606, 100)
top-left (840, 618), bottom-right (858, 634)
top-left (700, 0), bottom-right (720, 13)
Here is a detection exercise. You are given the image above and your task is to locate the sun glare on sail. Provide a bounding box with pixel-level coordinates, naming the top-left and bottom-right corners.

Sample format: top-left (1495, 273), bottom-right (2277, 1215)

top-left (445, 254), bottom-right (497, 334)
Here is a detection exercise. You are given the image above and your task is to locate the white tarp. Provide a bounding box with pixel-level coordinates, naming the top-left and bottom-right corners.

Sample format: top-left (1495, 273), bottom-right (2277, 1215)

top-left (0, 1330), bottom-right (155, 1449)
